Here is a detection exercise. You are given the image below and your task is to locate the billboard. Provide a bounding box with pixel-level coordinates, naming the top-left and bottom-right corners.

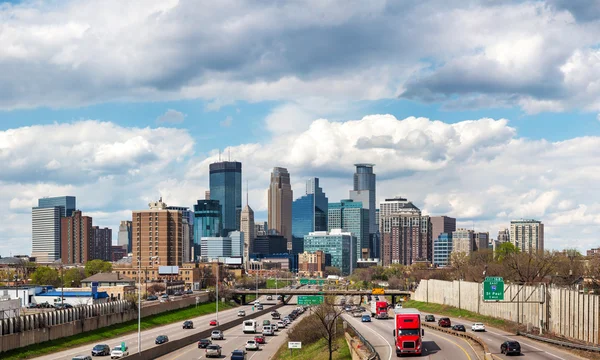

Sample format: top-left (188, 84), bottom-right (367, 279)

top-left (158, 266), bottom-right (179, 275)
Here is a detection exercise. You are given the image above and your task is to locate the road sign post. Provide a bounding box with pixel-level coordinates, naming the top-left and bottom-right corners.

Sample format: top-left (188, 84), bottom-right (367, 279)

top-left (483, 277), bottom-right (505, 301)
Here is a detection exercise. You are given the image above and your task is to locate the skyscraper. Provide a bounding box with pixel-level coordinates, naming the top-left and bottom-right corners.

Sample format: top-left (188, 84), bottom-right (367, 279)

top-left (38, 196), bottom-right (76, 217)
top-left (91, 226), bottom-right (112, 261)
top-left (132, 198), bottom-right (184, 268)
top-left (510, 219), bottom-right (544, 253)
top-left (433, 233), bottom-right (453, 267)
top-left (61, 210), bottom-right (93, 264)
top-left (497, 228), bottom-right (510, 243)
top-left (328, 199), bottom-right (368, 263)
top-left (32, 207), bottom-right (61, 263)
top-left (349, 164), bottom-right (376, 234)
top-left (292, 177), bottom-right (328, 254)
top-left (240, 195), bottom-right (255, 267)
top-left (379, 197), bottom-right (432, 266)
top-left (209, 161), bottom-right (242, 234)
top-left (268, 167), bottom-right (293, 250)
top-left (431, 216), bottom-right (456, 244)
top-left (167, 206), bottom-right (194, 263)
top-left (304, 230), bottom-right (356, 275)
top-left (117, 220), bottom-right (132, 252)
top-left (193, 200), bottom-right (223, 260)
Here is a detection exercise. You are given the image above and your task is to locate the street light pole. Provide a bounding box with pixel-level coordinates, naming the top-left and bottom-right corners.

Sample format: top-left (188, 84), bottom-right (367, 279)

top-left (215, 262), bottom-right (219, 323)
top-left (137, 257), bottom-right (141, 354)
top-left (60, 266), bottom-right (64, 308)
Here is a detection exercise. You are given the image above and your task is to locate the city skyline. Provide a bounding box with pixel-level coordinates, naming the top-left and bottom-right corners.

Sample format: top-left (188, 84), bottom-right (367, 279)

top-left (3, 1), bottom-right (600, 256)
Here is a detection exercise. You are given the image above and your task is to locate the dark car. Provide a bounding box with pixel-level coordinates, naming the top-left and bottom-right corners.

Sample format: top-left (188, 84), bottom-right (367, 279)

top-left (198, 338), bottom-right (212, 348)
top-left (173, 291), bottom-right (183, 296)
top-left (183, 320), bottom-right (194, 329)
top-left (500, 341), bottom-right (521, 355)
top-left (424, 314), bottom-right (435, 322)
top-left (155, 335), bottom-right (169, 344)
top-left (361, 315), bottom-right (371, 322)
top-left (256, 304), bottom-right (263, 310)
top-left (271, 311), bottom-right (280, 319)
top-left (231, 349), bottom-right (247, 360)
top-left (438, 317), bottom-right (451, 327)
top-left (452, 324), bottom-right (466, 332)
top-left (146, 295), bottom-right (158, 301)
top-left (91, 344), bottom-right (110, 356)
top-left (185, 289), bottom-right (193, 294)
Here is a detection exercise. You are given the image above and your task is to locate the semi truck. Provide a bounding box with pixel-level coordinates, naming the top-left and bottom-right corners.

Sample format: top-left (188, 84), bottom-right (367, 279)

top-left (370, 300), bottom-right (389, 319)
top-left (393, 308), bottom-right (424, 356)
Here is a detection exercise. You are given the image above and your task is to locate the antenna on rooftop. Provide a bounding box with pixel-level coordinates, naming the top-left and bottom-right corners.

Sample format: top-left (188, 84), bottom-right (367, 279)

top-left (246, 180), bottom-right (249, 206)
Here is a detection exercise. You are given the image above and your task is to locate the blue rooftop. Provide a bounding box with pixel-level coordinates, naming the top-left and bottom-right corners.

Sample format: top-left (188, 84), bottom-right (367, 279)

top-left (37, 291), bottom-right (109, 299)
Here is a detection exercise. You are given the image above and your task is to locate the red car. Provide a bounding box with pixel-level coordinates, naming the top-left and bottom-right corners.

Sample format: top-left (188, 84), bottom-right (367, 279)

top-left (209, 320), bottom-right (219, 326)
top-left (254, 335), bottom-right (266, 344)
top-left (438, 318), bottom-right (451, 327)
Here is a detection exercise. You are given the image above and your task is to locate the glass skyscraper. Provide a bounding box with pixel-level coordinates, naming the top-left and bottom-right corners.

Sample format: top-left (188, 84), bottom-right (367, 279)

top-left (209, 161), bottom-right (242, 234)
top-left (38, 196), bottom-right (76, 217)
top-left (304, 230), bottom-right (355, 275)
top-left (292, 178), bottom-right (328, 253)
top-left (193, 200), bottom-right (223, 260)
top-left (433, 232), bottom-right (453, 267)
top-left (328, 199), bottom-right (369, 264)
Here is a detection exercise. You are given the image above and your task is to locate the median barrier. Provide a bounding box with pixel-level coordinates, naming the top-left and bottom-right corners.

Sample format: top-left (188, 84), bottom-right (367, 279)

top-left (421, 322), bottom-right (492, 360)
top-left (125, 303), bottom-right (286, 360)
top-left (517, 331), bottom-right (600, 353)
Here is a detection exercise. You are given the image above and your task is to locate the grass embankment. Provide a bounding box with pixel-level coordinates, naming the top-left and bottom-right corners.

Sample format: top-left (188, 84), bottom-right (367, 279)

top-left (275, 336), bottom-right (351, 360)
top-left (266, 278), bottom-right (292, 289)
top-left (403, 300), bottom-right (512, 331)
top-left (2, 301), bottom-right (236, 360)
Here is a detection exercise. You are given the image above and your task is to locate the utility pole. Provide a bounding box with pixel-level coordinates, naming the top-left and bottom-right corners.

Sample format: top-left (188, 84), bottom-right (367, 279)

top-left (216, 262), bottom-right (219, 323)
top-left (61, 265), bottom-right (64, 308)
top-left (137, 257), bottom-right (141, 354)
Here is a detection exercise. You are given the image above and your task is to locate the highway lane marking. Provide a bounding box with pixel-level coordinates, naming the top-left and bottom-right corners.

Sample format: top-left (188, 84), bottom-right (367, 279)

top-left (345, 315), bottom-right (393, 360)
top-left (426, 330), bottom-right (472, 360)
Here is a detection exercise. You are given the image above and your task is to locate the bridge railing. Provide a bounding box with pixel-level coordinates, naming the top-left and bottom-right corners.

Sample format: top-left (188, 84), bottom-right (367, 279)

top-left (343, 318), bottom-right (380, 360)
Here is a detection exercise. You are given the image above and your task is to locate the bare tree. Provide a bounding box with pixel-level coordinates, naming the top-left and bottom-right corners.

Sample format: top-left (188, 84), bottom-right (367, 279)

top-left (502, 250), bottom-right (558, 283)
top-left (312, 297), bottom-right (345, 360)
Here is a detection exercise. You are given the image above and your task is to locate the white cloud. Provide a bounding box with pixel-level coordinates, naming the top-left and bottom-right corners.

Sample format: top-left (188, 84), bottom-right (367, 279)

top-left (156, 109), bottom-right (186, 124)
top-left (220, 116), bottom-right (233, 127)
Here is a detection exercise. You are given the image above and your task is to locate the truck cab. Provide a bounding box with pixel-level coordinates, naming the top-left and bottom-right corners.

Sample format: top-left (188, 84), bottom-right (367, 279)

top-left (393, 308), bottom-right (424, 356)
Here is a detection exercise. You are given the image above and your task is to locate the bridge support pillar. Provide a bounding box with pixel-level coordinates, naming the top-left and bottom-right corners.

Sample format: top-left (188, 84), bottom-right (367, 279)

top-left (391, 295), bottom-right (396, 306)
top-left (241, 295), bottom-right (246, 305)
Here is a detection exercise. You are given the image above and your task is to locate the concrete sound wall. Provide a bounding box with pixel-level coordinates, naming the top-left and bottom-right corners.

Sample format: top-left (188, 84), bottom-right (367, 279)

top-left (413, 279), bottom-right (600, 344)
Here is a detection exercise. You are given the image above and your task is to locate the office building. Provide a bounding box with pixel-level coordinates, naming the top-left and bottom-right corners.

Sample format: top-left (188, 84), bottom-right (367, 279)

top-left (111, 246), bottom-right (127, 262)
top-left (31, 207), bottom-right (62, 263)
top-left (304, 230), bottom-right (356, 275)
top-left (379, 197), bottom-right (432, 266)
top-left (431, 216), bottom-right (456, 244)
top-left (167, 206), bottom-right (194, 263)
top-left (292, 177), bottom-right (328, 255)
top-left (497, 228), bottom-right (510, 243)
top-left (205, 190), bottom-right (210, 200)
top-left (255, 222), bottom-right (268, 237)
top-left (252, 234), bottom-right (287, 256)
top-left (200, 236), bottom-right (232, 260)
top-left (510, 219), bottom-right (544, 253)
top-left (117, 221), bottom-right (132, 253)
top-left (452, 229), bottom-right (475, 254)
top-left (268, 167), bottom-right (293, 250)
top-left (475, 232), bottom-right (489, 251)
top-left (433, 233), bottom-right (453, 267)
top-left (91, 226), bottom-right (112, 261)
top-left (209, 161), bottom-right (242, 233)
top-left (132, 198), bottom-right (184, 268)
top-left (240, 190), bottom-right (255, 267)
top-left (60, 210), bottom-right (93, 264)
top-left (349, 164), bottom-right (376, 234)
top-left (329, 199), bottom-right (369, 262)
top-left (298, 250), bottom-right (326, 277)
top-left (38, 196), bottom-right (76, 217)
top-left (193, 200), bottom-right (223, 260)
top-left (228, 231), bottom-right (244, 258)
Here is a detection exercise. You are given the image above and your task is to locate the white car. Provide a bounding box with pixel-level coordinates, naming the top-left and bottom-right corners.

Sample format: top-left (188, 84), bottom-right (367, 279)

top-left (110, 345), bottom-right (129, 359)
top-left (266, 295), bottom-right (272, 300)
top-left (471, 323), bottom-right (486, 332)
top-left (245, 340), bottom-right (259, 351)
top-left (277, 320), bottom-right (286, 328)
top-left (238, 310), bottom-right (246, 317)
top-left (272, 322), bottom-right (279, 331)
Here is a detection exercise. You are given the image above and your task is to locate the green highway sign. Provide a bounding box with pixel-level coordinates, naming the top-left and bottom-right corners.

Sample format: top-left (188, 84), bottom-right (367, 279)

top-left (483, 277), bottom-right (504, 301)
top-left (300, 278), bottom-right (324, 285)
top-left (298, 295), bottom-right (324, 305)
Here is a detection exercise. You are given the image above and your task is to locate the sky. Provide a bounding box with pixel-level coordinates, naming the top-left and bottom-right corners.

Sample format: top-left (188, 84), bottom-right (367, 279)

top-left (1, 0), bottom-right (600, 256)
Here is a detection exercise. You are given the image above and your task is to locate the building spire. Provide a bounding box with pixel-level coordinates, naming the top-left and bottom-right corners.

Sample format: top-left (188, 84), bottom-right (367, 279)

top-left (246, 180), bottom-right (249, 207)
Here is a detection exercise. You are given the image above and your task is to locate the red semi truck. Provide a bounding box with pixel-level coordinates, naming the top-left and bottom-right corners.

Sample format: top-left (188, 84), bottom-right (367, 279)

top-left (393, 308), bottom-right (424, 356)
top-left (370, 300), bottom-right (389, 319)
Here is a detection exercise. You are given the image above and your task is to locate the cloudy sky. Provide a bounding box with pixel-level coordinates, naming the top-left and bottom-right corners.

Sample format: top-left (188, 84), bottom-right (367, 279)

top-left (1, 0), bottom-right (600, 256)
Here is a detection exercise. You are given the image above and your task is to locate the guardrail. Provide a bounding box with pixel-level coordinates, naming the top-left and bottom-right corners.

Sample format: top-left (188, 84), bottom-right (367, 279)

top-left (517, 331), bottom-right (600, 353)
top-left (421, 322), bottom-right (492, 360)
top-left (124, 302), bottom-right (286, 360)
top-left (343, 318), bottom-right (380, 360)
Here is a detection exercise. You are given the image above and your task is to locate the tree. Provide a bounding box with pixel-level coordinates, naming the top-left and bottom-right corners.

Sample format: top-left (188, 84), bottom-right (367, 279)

top-left (31, 267), bottom-right (61, 287)
top-left (63, 268), bottom-right (85, 287)
top-left (312, 297), bottom-right (345, 360)
top-left (324, 266), bottom-right (341, 277)
top-left (147, 283), bottom-right (166, 295)
top-left (495, 242), bottom-right (518, 262)
top-left (450, 252), bottom-right (469, 280)
top-left (502, 250), bottom-right (558, 283)
top-left (586, 256), bottom-right (600, 294)
top-left (84, 260), bottom-right (112, 277)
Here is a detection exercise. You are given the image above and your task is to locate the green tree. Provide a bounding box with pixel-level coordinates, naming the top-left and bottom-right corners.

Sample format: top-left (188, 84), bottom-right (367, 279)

top-left (31, 267), bottom-right (61, 287)
top-left (324, 266), bottom-right (341, 277)
top-left (84, 260), bottom-right (113, 277)
top-left (495, 242), bottom-right (519, 262)
top-left (63, 267), bottom-right (85, 287)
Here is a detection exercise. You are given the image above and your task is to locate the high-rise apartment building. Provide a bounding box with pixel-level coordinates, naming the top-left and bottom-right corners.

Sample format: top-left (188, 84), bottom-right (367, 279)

top-left (497, 228), bottom-right (510, 243)
top-left (452, 229), bottom-right (475, 254)
top-left (268, 167), bottom-right (293, 250)
top-left (240, 200), bottom-right (255, 267)
top-left (298, 250), bottom-right (326, 277)
top-left (209, 161), bottom-right (242, 233)
top-left (328, 199), bottom-right (369, 262)
top-left (431, 216), bottom-right (456, 244)
top-left (292, 178), bottom-right (328, 255)
top-left (193, 200), bottom-right (223, 260)
top-left (304, 230), bottom-right (356, 275)
top-left (60, 210), bottom-right (93, 264)
top-left (91, 226), bottom-right (112, 261)
top-left (379, 197), bottom-right (432, 266)
top-left (38, 196), bottom-right (76, 217)
top-left (475, 232), bottom-right (489, 252)
top-left (32, 207), bottom-right (62, 263)
top-left (433, 233), bottom-right (453, 267)
top-left (132, 198), bottom-right (184, 268)
top-left (510, 219), bottom-right (544, 253)
top-left (117, 220), bottom-right (132, 253)
top-left (167, 206), bottom-right (194, 263)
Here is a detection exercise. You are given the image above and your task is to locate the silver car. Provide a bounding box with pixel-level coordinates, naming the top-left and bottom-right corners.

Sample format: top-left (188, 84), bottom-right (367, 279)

top-left (205, 344), bottom-right (222, 358)
top-left (211, 330), bottom-right (224, 340)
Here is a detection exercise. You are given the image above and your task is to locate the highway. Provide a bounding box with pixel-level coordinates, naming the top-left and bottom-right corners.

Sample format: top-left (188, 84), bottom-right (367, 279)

top-left (34, 296), bottom-right (276, 360)
top-left (157, 296), bottom-right (302, 360)
top-left (424, 313), bottom-right (586, 360)
top-left (341, 296), bottom-right (484, 360)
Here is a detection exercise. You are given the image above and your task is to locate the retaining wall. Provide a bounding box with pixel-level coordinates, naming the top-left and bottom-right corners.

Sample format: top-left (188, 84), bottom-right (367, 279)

top-left (413, 279), bottom-right (600, 344)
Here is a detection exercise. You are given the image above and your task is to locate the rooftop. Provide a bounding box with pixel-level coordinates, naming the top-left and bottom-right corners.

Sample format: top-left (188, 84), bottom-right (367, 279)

top-left (82, 272), bottom-right (134, 283)
top-left (37, 291), bottom-right (109, 299)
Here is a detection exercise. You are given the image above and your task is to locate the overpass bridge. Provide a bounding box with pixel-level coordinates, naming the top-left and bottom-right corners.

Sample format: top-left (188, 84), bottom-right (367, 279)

top-left (231, 289), bottom-right (412, 305)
